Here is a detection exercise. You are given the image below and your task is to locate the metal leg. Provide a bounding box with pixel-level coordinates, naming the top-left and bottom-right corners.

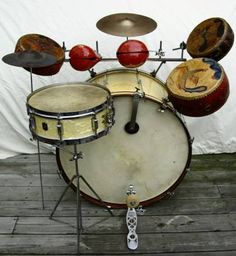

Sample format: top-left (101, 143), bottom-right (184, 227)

top-left (49, 174), bottom-right (77, 219)
top-left (49, 145), bottom-right (114, 255)
top-left (73, 144), bottom-right (82, 256)
top-left (37, 140), bottom-right (45, 210)
top-left (80, 175), bottom-right (113, 216)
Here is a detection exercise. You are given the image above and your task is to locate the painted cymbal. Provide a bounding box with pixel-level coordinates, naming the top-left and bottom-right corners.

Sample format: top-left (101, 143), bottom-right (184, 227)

top-left (96, 13), bottom-right (157, 37)
top-left (2, 50), bottom-right (57, 68)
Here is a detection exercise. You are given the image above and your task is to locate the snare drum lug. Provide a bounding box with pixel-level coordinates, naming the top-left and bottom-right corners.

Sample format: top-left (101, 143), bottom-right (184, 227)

top-left (29, 115), bottom-right (36, 131)
top-left (91, 115), bottom-right (98, 135)
top-left (56, 120), bottom-right (64, 141)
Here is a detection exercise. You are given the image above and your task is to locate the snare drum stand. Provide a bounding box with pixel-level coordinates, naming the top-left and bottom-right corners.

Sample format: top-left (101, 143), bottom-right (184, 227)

top-left (49, 144), bottom-right (113, 255)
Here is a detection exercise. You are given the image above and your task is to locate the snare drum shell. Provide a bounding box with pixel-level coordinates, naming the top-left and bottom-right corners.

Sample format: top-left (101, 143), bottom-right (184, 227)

top-left (28, 110), bottom-right (108, 144)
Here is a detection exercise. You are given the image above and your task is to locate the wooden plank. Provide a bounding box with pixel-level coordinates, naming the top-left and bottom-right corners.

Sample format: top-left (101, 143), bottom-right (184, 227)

top-left (0, 186), bottom-right (76, 201)
top-left (218, 185), bottom-right (236, 198)
top-left (1, 197), bottom-right (236, 217)
top-left (0, 174), bottom-right (65, 187)
top-left (1, 253), bottom-right (236, 256)
top-left (183, 170), bottom-right (236, 185)
top-left (0, 161), bottom-right (58, 174)
top-left (0, 169), bottom-right (235, 187)
top-left (14, 213), bottom-right (236, 234)
top-left (0, 217), bottom-right (17, 234)
top-left (0, 232), bottom-right (236, 254)
top-left (0, 184), bottom-right (221, 201)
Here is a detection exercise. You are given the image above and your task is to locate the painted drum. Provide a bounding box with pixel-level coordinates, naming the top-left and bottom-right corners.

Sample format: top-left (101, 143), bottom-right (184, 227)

top-left (69, 44), bottom-right (101, 71)
top-left (166, 58), bottom-right (229, 117)
top-left (26, 83), bottom-right (114, 145)
top-left (116, 40), bottom-right (149, 68)
top-left (15, 34), bottom-right (65, 75)
top-left (57, 69), bottom-right (192, 208)
top-left (187, 17), bottom-right (234, 61)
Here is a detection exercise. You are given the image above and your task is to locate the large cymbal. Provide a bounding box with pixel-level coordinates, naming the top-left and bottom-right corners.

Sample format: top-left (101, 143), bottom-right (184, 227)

top-left (2, 50), bottom-right (57, 68)
top-left (96, 13), bottom-right (157, 37)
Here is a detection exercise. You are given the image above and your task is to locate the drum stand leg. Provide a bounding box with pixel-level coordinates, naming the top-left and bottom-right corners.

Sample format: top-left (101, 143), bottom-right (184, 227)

top-left (49, 144), bottom-right (113, 255)
top-left (37, 140), bottom-right (45, 210)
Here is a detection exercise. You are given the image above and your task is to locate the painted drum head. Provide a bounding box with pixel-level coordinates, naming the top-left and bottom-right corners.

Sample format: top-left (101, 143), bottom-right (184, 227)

top-left (187, 17), bottom-right (234, 61)
top-left (15, 34), bottom-right (65, 76)
top-left (166, 58), bottom-right (229, 117)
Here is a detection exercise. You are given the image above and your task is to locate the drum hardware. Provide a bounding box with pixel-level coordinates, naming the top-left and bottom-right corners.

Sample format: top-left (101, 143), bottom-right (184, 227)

top-left (2, 50), bottom-right (58, 210)
top-left (173, 41), bottom-right (187, 59)
top-left (124, 88), bottom-right (144, 134)
top-left (189, 137), bottom-right (194, 145)
top-left (56, 119), bottom-right (64, 142)
top-left (2, 50), bottom-right (57, 92)
top-left (91, 114), bottom-right (99, 136)
top-left (126, 185), bottom-right (139, 250)
top-left (167, 191), bottom-right (175, 197)
top-left (96, 13), bottom-right (157, 37)
top-left (50, 145), bottom-right (114, 255)
top-left (158, 98), bottom-right (170, 113)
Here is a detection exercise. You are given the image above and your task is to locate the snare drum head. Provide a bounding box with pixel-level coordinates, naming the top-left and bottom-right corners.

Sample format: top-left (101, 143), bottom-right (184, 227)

top-left (57, 70), bottom-right (191, 208)
top-left (27, 83), bottom-right (109, 114)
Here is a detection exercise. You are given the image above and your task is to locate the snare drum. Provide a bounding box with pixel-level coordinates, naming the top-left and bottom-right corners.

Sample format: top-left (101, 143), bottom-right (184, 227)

top-left (166, 58), bottom-right (229, 117)
top-left (27, 83), bottom-right (114, 145)
top-left (57, 69), bottom-right (192, 208)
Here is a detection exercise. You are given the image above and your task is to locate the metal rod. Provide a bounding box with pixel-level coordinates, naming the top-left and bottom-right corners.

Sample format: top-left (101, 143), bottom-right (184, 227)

top-left (49, 174), bottom-right (77, 219)
top-left (80, 175), bottom-right (114, 216)
top-left (30, 67), bottom-right (33, 93)
top-left (37, 140), bottom-right (45, 210)
top-left (74, 144), bottom-right (82, 256)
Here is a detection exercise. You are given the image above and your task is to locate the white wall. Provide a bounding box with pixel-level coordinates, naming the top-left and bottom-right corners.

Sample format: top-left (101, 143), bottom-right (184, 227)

top-left (0, 0), bottom-right (235, 158)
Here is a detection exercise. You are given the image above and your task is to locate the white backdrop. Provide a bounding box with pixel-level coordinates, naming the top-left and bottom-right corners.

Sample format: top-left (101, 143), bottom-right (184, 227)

top-left (0, 0), bottom-right (235, 159)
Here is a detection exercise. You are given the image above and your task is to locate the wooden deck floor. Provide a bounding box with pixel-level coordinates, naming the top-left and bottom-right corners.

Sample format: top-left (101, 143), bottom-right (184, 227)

top-left (0, 153), bottom-right (236, 255)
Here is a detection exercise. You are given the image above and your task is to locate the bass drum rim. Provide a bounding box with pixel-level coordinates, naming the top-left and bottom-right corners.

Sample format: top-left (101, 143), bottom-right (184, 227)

top-left (56, 94), bottom-right (192, 209)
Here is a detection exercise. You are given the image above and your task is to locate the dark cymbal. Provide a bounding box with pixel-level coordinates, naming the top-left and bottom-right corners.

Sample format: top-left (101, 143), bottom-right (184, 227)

top-left (2, 50), bottom-right (57, 68)
top-left (96, 13), bottom-right (157, 37)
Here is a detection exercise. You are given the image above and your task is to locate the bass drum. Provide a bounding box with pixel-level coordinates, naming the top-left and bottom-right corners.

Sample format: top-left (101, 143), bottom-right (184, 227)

top-left (57, 69), bottom-right (192, 208)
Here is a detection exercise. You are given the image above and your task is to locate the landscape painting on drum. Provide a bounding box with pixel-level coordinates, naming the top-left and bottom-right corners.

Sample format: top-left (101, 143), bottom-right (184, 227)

top-left (0, 0), bottom-right (235, 158)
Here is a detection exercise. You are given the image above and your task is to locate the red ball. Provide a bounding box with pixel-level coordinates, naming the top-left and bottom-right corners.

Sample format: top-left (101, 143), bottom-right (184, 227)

top-left (116, 40), bottom-right (149, 68)
top-left (69, 44), bottom-right (101, 71)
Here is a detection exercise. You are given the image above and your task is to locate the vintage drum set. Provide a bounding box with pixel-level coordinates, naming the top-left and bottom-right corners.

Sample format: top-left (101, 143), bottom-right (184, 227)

top-left (2, 13), bottom-right (234, 253)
